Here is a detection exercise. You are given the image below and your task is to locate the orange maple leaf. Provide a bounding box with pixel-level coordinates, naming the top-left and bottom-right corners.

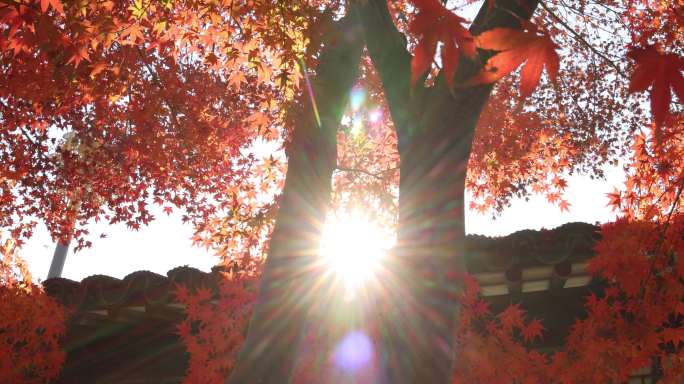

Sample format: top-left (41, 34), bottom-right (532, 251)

top-left (472, 23), bottom-right (559, 97)
top-left (627, 45), bottom-right (684, 128)
top-left (67, 45), bottom-right (90, 67)
top-left (121, 24), bottom-right (145, 44)
top-left (409, 0), bottom-right (475, 87)
top-left (546, 191), bottom-right (560, 204)
top-left (40, 0), bottom-right (64, 15)
top-left (605, 188), bottom-right (621, 211)
top-left (89, 62), bottom-right (107, 78)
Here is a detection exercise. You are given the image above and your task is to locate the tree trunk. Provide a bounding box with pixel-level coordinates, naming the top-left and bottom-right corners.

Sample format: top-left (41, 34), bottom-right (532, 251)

top-left (227, 12), bottom-right (364, 384)
top-left (359, 1), bottom-right (540, 382)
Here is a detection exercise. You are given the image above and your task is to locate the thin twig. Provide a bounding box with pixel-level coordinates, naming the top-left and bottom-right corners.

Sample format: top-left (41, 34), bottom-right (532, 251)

top-left (335, 166), bottom-right (398, 180)
top-left (539, 1), bottom-right (627, 79)
top-left (639, 177), bottom-right (684, 300)
top-left (135, 47), bottom-right (183, 129)
top-left (18, 127), bottom-right (51, 164)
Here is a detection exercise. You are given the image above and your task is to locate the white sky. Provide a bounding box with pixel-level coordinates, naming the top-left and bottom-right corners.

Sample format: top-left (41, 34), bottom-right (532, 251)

top-left (21, 164), bottom-right (624, 282)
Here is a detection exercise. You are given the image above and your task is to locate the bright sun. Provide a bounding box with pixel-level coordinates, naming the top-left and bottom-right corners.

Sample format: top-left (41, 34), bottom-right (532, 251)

top-left (319, 211), bottom-right (393, 299)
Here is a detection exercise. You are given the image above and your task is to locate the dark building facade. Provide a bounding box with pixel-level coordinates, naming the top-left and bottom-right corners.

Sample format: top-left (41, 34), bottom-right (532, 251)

top-left (43, 222), bottom-right (659, 383)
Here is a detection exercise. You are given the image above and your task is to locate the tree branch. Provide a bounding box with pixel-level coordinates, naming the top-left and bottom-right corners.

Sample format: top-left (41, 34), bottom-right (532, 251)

top-left (639, 175), bottom-right (684, 300)
top-left (356, 0), bottom-right (415, 151)
top-left (471, 0), bottom-right (539, 34)
top-left (17, 126), bottom-right (50, 165)
top-left (539, 0), bottom-right (627, 78)
top-left (335, 166), bottom-right (398, 180)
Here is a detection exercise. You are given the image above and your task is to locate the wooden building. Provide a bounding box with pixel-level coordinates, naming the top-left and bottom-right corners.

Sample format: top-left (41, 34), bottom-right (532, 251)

top-left (43, 222), bottom-right (660, 383)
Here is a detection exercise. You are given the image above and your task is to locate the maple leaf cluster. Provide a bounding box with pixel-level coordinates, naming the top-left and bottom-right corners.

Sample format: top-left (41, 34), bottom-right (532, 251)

top-left (0, 238), bottom-right (66, 383)
top-left (453, 275), bottom-right (551, 384)
top-left (609, 115), bottom-right (684, 222)
top-left (578, 116), bottom-right (684, 382)
top-left (380, 0), bottom-right (646, 215)
top-left (190, 150), bottom-right (285, 269)
top-left (566, 216), bottom-right (684, 382)
top-left (175, 267), bottom-right (257, 384)
top-left (0, 0), bottom-right (321, 248)
top-left (403, 0), bottom-right (682, 131)
top-left (468, 79), bottom-right (575, 213)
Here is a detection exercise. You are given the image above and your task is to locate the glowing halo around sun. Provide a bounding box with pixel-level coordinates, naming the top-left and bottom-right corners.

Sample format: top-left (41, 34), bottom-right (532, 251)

top-left (319, 211), bottom-right (393, 300)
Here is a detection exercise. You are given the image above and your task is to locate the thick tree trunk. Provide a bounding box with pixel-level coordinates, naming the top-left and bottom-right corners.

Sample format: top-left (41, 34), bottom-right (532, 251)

top-left (359, 1), bottom-right (540, 382)
top-left (227, 12), bottom-right (364, 384)
top-left (384, 84), bottom-right (489, 383)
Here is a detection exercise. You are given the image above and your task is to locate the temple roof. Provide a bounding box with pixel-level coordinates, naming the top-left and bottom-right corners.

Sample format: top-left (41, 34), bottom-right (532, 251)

top-left (44, 222), bottom-right (600, 312)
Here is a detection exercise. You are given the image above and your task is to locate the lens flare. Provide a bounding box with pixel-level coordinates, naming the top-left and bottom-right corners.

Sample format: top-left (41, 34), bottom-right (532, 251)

top-left (350, 87), bottom-right (366, 111)
top-left (368, 108), bottom-right (382, 123)
top-left (333, 331), bottom-right (374, 372)
top-left (319, 211), bottom-right (390, 298)
top-left (351, 116), bottom-right (364, 136)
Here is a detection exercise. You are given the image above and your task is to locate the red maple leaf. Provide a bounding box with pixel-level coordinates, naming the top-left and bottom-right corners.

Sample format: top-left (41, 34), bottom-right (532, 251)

top-left (522, 318), bottom-right (545, 342)
top-left (472, 22), bottom-right (559, 97)
top-left (66, 45), bottom-right (90, 67)
top-left (627, 45), bottom-right (684, 128)
top-left (471, 299), bottom-right (490, 317)
top-left (498, 304), bottom-right (525, 331)
top-left (662, 328), bottom-right (684, 346)
top-left (175, 284), bottom-right (191, 302)
top-left (177, 319), bottom-right (192, 338)
top-left (552, 176), bottom-right (568, 190)
top-left (40, 0), bottom-right (64, 15)
top-left (409, 0), bottom-right (475, 87)
top-left (674, 302), bottom-right (684, 318)
top-left (194, 287), bottom-right (213, 303)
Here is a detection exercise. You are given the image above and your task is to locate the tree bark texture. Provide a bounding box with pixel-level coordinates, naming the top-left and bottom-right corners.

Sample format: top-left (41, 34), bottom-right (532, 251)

top-left (227, 12), bottom-right (364, 384)
top-left (359, 1), bottom-right (539, 382)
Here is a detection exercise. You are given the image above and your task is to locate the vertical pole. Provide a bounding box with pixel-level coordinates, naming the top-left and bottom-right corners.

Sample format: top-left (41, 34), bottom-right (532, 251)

top-left (47, 241), bottom-right (69, 279)
top-left (47, 197), bottom-right (79, 280)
